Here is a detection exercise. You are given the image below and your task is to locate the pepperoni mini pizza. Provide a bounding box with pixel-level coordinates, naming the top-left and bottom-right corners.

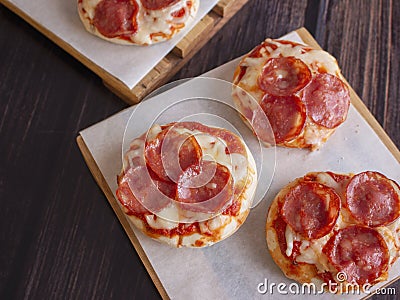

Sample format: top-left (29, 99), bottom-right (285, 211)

top-left (232, 39), bottom-right (351, 150)
top-left (78, 0), bottom-right (199, 45)
top-left (116, 122), bottom-right (257, 247)
top-left (266, 171), bottom-right (400, 292)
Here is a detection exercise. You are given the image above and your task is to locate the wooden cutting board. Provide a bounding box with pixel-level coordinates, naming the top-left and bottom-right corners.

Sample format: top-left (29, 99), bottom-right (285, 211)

top-left (76, 27), bottom-right (400, 299)
top-left (1, 0), bottom-right (250, 105)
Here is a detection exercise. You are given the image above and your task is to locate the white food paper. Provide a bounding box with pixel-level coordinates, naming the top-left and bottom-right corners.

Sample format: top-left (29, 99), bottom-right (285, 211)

top-left (8, 0), bottom-right (219, 89)
top-left (80, 32), bottom-right (400, 299)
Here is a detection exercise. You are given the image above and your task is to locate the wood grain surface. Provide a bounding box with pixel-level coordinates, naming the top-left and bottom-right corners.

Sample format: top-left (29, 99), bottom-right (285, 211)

top-left (0, 1), bottom-right (399, 299)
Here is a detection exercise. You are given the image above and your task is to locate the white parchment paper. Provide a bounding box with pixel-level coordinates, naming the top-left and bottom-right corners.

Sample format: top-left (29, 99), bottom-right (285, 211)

top-left (80, 32), bottom-right (400, 299)
top-left (8, 0), bottom-right (218, 89)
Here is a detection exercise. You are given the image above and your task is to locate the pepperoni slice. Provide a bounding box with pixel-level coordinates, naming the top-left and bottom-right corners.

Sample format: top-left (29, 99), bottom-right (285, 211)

top-left (145, 127), bottom-right (202, 182)
top-left (93, 0), bottom-right (138, 38)
top-left (176, 161), bottom-right (234, 213)
top-left (281, 181), bottom-right (341, 239)
top-left (346, 172), bottom-right (400, 227)
top-left (323, 226), bottom-right (389, 285)
top-left (118, 166), bottom-right (172, 214)
top-left (302, 73), bottom-right (350, 128)
top-left (116, 180), bottom-right (148, 215)
top-left (258, 57), bottom-right (312, 96)
top-left (147, 168), bottom-right (177, 199)
top-left (140, 0), bottom-right (178, 10)
top-left (260, 94), bottom-right (306, 143)
top-left (162, 132), bottom-right (202, 182)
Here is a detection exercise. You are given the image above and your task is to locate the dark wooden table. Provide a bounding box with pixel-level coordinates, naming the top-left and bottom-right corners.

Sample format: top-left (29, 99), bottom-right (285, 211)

top-left (1, 0), bottom-right (399, 299)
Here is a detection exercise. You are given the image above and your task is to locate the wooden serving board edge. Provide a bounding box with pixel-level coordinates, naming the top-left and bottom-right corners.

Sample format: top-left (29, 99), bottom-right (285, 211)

top-left (76, 27), bottom-right (400, 299)
top-left (76, 135), bottom-right (170, 300)
top-left (0, 0), bottom-right (250, 105)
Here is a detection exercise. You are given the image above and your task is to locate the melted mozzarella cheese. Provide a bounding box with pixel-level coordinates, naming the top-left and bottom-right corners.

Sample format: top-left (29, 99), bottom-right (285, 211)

top-left (199, 222), bottom-right (212, 235)
top-left (124, 137), bottom-right (145, 170)
top-left (334, 213), bottom-right (348, 229)
top-left (135, 0), bottom-right (195, 44)
top-left (285, 225), bottom-right (300, 257)
top-left (376, 226), bottom-right (400, 265)
top-left (195, 133), bottom-right (230, 163)
top-left (81, 0), bottom-right (101, 19)
top-left (284, 223), bottom-right (334, 273)
top-left (147, 124), bottom-right (162, 141)
top-left (221, 218), bottom-right (238, 239)
top-left (156, 235), bottom-right (180, 247)
top-left (296, 235), bottom-right (333, 273)
top-left (145, 214), bottom-right (177, 230)
top-left (181, 233), bottom-right (206, 247)
top-left (150, 202), bottom-right (181, 224)
top-left (173, 127), bottom-right (250, 184)
top-left (239, 57), bottom-right (266, 88)
top-left (387, 218), bottom-right (400, 248)
top-left (127, 215), bottom-right (145, 231)
top-left (239, 157), bottom-right (256, 214)
top-left (207, 214), bottom-right (231, 231)
top-left (300, 123), bottom-right (332, 149)
top-left (316, 172), bottom-right (341, 190)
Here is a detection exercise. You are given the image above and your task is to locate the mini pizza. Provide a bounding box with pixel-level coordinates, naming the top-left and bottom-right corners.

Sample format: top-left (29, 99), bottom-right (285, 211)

top-left (266, 171), bottom-right (400, 292)
top-left (232, 39), bottom-right (351, 150)
top-left (116, 122), bottom-right (257, 247)
top-left (78, 0), bottom-right (199, 45)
